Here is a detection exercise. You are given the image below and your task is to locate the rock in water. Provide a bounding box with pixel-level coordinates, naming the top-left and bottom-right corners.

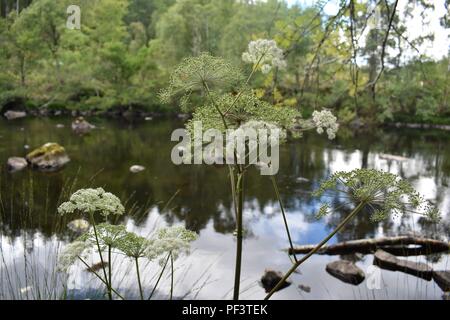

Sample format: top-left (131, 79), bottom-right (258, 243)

top-left (7, 157), bottom-right (28, 173)
top-left (26, 143), bottom-right (70, 172)
top-left (67, 219), bottom-right (90, 234)
top-left (373, 249), bottom-right (433, 280)
top-left (261, 269), bottom-right (291, 293)
top-left (379, 153), bottom-right (409, 162)
top-left (4, 110), bottom-right (26, 120)
top-left (298, 284), bottom-right (311, 293)
top-left (71, 116), bottom-right (95, 134)
top-left (326, 260), bottom-right (365, 285)
top-left (433, 271), bottom-right (450, 291)
top-left (130, 165), bottom-right (145, 173)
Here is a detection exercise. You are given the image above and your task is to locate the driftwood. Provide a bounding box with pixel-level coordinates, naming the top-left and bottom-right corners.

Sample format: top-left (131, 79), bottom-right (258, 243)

top-left (288, 236), bottom-right (450, 256)
top-left (373, 249), bottom-right (433, 280)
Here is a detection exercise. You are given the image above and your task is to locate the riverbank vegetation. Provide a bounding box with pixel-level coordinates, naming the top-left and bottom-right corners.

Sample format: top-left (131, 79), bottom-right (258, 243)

top-left (0, 0), bottom-right (449, 124)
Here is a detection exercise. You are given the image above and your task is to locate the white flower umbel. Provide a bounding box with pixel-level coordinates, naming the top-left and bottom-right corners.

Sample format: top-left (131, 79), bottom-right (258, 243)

top-left (312, 110), bottom-right (339, 140)
top-left (57, 240), bottom-right (90, 272)
top-left (58, 188), bottom-right (125, 218)
top-left (148, 226), bottom-right (198, 264)
top-left (242, 39), bottom-right (286, 73)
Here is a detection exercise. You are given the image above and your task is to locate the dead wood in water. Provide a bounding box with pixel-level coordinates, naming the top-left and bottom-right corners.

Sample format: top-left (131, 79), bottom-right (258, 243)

top-left (288, 236), bottom-right (450, 256)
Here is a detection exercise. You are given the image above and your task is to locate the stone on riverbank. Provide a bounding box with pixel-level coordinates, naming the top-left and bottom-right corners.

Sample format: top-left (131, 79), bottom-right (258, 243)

top-left (7, 157), bottom-right (28, 172)
top-left (4, 110), bottom-right (26, 120)
top-left (26, 143), bottom-right (70, 172)
top-left (130, 165), bottom-right (145, 173)
top-left (326, 260), bottom-right (365, 285)
top-left (72, 117), bottom-right (95, 134)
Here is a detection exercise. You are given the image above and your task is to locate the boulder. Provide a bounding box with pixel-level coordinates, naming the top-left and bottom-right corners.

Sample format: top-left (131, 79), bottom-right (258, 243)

top-left (261, 269), bottom-right (291, 293)
top-left (373, 249), bottom-right (433, 280)
top-left (433, 271), bottom-right (450, 292)
top-left (4, 110), bottom-right (26, 120)
top-left (56, 124), bottom-right (65, 129)
top-left (71, 116), bottom-right (95, 134)
top-left (298, 284), bottom-right (311, 293)
top-left (7, 157), bottom-right (28, 173)
top-left (26, 143), bottom-right (70, 172)
top-left (130, 165), bottom-right (145, 173)
top-left (326, 260), bottom-right (365, 285)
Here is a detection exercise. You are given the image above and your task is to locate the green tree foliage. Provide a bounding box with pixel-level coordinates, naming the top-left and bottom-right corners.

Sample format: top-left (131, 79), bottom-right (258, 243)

top-left (0, 0), bottom-right (448, 123)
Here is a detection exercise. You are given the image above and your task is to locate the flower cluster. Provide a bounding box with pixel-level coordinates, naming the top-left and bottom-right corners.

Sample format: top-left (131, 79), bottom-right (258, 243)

top-left (58, 188), bottom-right (125, 217)
top-left (79, 223), bottom-right (128, 248)
top-left (57, 241), bottom-right (91, 272)
top-left (159, 53), bottom-right (243, 111)
top-left (57, 223), bottom-right (198, 271)
top-left (150, 226), bottom-right (198, 263)
top-left (242, 39), bottom-right (287, 74)
top-left (313, 169), bottom-right (440, 222)
top-left (312, 110), bottom-right (339, 140)
top-left (114, 231), bottom-right (155, 259)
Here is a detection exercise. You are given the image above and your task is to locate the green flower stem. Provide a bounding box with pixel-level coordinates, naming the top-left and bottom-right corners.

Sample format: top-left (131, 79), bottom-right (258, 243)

top-left (148, 252), bottom-right (171, 300)
top-left (264, 201), bottom-right (366, 300)
top-left (170, 252), bottom-right (174, 300)
top-left (270, 176), bottom-right (298, 263)
top-left (89, 212), bottom-right (112, 300)
top-left (108, 245), bottom-right (112, 298)
top-left (233, 172), bottom-right (244, 300)
top-left (135, 257), bottom-right (144, 300)
top-left (77, 256), bottom-right (125, 300)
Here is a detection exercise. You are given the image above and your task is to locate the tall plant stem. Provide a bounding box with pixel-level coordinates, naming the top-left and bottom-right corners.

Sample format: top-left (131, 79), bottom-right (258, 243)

top-left (270, 176), bottom-right (297, 263)
top-left (170, 252), bottom-right (174, 300)
top-left (89, 212), bottom-right (112, 300)
top-left (264, 201), bottom-right (366, 300)
top-left (108, 245), bottom-right (112, 299)
top-left (77, 256), bottom-right (125, 300)
top-left (135, 257), bottom-right (144, 300)
top-left (148, 253), bottom-right (170, 300)
top-left (233, 171), bottom-right (244, 300)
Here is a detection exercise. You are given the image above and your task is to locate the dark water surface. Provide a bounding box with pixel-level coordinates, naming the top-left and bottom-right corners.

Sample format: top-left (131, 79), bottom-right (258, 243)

top-left (0, 117), bottom-right (449, 299)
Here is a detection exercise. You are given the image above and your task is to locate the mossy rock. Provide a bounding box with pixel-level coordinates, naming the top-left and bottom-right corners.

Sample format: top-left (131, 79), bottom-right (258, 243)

top-left (26, 143), bottom-right (70, 172)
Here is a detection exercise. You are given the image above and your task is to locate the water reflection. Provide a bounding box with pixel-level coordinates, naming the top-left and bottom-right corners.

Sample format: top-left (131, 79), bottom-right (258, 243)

top-left (0, 117), bottom-right (448, 299)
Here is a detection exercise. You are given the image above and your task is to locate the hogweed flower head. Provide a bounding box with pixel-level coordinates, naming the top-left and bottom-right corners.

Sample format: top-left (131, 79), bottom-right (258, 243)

top-left (242, 39), bottom-right (286, 73)
top-left (150, 226), bottom-right (198, 264)
top-left (58, 188), bottom-right (125, 218)
top-left (313, 169), bottom-right (440, 222)
top-left (159, 53), bottom-right (243, 111)
top-left (79, 223), bottom-right (128, 248)
top-left (57, 240), bottom-right (91, 272)
top-left (312, 110), bottom-right (339, 140)
top-left (114, 231), bottom-right (155, 259)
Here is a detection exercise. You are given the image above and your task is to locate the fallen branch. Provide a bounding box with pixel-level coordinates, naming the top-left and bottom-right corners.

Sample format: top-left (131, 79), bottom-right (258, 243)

top-left (288, 236), bottom-right (450, 256)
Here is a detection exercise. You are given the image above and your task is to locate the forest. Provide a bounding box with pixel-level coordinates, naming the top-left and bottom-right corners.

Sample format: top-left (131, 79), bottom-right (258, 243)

top-left (0, 0), bottom-right (449, 125)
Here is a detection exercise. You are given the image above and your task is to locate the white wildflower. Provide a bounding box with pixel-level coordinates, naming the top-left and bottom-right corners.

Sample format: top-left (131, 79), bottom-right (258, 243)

top-left (261, 64), bottom-right (272, 74)
top-left (58, 188), bottom-right (125, 217)
top-left (114, 231), bottom-right (154, 259)
top-left (312, 110), bottom-right (339, 140)
top-left (242, 39), bottom-right (286, 72)
top-left (148, 226), bottom-right (197, 263)
top-left (57, 241), bottom-right (90, 272)
top-left (80, 223), bottom-right (127, 248)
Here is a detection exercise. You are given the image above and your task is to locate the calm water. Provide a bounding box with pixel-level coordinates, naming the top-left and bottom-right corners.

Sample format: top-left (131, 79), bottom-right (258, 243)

top-left (0, 116), bottom-right (449, 299)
